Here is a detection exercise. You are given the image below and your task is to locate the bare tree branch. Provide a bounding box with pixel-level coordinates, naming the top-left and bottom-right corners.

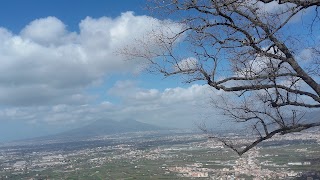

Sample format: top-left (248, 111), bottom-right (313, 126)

top-left (121, 0), bottom-right (320, 155)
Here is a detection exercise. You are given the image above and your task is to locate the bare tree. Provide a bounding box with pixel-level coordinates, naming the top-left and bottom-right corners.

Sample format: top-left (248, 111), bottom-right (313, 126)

top-left (121, 0), bottom-right (320, 155)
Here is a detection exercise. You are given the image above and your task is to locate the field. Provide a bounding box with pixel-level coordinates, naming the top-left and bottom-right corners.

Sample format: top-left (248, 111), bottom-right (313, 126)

top-left (0, 131), bottom-right (319, 179)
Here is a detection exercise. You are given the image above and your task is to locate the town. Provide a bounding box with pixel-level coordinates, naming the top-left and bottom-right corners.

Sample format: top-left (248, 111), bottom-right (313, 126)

top-left (0, 129), bottom-right (319, 179)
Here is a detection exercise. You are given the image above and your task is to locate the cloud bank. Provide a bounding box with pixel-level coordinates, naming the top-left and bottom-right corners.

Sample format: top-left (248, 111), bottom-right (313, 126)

top-left (0, 82), bottom-right (221, 128)
top-left (0, 12), bottom-right (226, 132)
top-left (0, 12), bottom-right (183, 106)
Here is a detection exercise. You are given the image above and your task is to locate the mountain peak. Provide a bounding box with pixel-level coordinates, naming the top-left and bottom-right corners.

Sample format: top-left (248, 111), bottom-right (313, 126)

top-left (54, 119), bottom-right (165, 139)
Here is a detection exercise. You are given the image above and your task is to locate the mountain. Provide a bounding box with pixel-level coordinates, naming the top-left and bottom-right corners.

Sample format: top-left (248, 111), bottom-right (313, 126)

top-left (54, 119), bottom-right (166, 139)
top-left (0, 119), bottom-right (169, 146)
top-left (298, 111), bottom-right (320, 123)
top-left (299, 110), bottom-right (320, 124)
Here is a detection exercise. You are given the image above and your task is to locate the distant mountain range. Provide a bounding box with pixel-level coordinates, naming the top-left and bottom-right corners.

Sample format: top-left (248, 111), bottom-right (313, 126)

top-left (0, 119), bottom-right (171, 146)
top-left (5, 110), bottom-right (319, 145)
top-left (61, 110), bottom-right (319, 139)
top-left (299, 110), bottom-right (320, 124)
top-left (37, 119), bottom-right (166, 141)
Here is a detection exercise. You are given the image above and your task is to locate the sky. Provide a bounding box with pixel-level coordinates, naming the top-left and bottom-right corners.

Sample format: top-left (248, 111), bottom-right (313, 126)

top-left (0, 1), bottom-right (318, 142)
top-left (0, 0), bottom-right (227, 142)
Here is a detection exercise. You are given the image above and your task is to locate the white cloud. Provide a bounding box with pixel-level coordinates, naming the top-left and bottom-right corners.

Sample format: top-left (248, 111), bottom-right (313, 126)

top-left (298, 48), bottom-right (317, 62)
top-left (107, 81), bottom-right (222, 128)
top-left (0, 82), bottom-right (226, 129)
top-left (108, 80), bottom-right (212, 105)
top-left (0, 12), bottom-right (184, 106)
top-left (108, 80), bottom-right (161, 103)
top-left (256, 1), bottom-right (288, 13)
top-left (20, 16), bottom-right (71, 46)
top-left (0, 12), bottom-right (228, 134)
top-left (255, 1), bottom-right (312, 23)
top-left (174, 57), bottom-right (198, 71)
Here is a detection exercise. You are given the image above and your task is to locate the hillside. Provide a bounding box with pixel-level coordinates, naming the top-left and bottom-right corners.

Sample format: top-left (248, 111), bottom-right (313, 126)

top-left (56, 119), bottom-right (165, 138)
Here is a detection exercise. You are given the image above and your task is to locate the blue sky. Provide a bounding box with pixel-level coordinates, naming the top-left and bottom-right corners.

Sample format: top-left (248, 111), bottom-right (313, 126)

top-left (0, 0), bottom-right (221, 142)
top-left (0, 0), bottom-right (145, 33)
top-left (0, 1), bottom-right (318, 142)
